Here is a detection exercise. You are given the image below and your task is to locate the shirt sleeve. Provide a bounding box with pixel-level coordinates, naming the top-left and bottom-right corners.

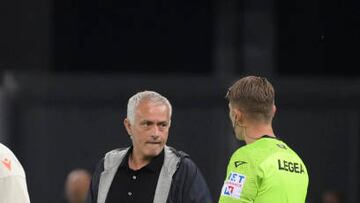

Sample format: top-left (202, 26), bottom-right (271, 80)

top-left (85, 158), bottom-right (104, 203)
top-left (0, 150), bottom-right (30, 203)
top-left (185, 158), bottom-right (213, 203)
top-left (0, 176), bottom-right (31, 203)
top-left (169, 157), bottom-right (213, 203)
top-left (219, 150), bottom-right (257, 203)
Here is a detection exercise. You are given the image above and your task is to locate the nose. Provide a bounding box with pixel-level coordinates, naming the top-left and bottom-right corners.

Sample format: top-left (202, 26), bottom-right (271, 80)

top-left (151, 126), bottom-right (160, 139)
top-left (151, 134), bottom-right (159, 140)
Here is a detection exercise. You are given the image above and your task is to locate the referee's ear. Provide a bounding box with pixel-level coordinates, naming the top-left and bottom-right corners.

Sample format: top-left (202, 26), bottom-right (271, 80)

top-left (233, 108), bottom-right (243, 124)
top-left (272, 105), bottom-right (277, 117)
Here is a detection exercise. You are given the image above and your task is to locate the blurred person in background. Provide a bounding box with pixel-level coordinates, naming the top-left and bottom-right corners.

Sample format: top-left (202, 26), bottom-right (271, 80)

top-left (0, 142), bottom-right (31, 203)
top-left (65, 168), bottom-right (91, 203)
top-left (219, 76), bottom-right (309, 202)
top-left (321, 190), bottom-right (343, 203)
top-left (86, 90), bottom-right (212, 203)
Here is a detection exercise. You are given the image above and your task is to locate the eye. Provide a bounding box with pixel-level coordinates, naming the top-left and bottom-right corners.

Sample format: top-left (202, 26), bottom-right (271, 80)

top-left (141, 121), bottom-right (152, 127)
top-left (159, 122), bottom-right (168, 128)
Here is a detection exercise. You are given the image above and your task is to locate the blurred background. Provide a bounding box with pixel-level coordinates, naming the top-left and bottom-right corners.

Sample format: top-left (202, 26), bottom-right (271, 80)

top-left (0, 0), bottom-right (359, 202)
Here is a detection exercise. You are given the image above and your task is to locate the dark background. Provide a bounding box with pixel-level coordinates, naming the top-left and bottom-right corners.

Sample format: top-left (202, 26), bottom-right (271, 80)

top-left (0, 0), bottom-right (359, 202)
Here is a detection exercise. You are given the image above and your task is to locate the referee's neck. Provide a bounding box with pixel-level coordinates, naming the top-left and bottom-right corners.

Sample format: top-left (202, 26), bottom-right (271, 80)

top-left (244, 124), bottom-right (275, 144)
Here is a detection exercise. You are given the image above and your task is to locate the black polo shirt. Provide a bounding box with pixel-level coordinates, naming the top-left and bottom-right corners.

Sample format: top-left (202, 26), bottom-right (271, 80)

top-left (105, 148), bottom-right (164, 203)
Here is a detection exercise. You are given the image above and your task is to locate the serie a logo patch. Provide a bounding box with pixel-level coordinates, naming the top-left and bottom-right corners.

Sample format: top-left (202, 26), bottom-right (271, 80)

top-left (221, 172), bottom-right (246, 199)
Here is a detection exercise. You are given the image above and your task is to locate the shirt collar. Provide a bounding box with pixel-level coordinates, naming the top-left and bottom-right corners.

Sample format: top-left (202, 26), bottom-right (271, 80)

top-left (144, 149), bottom-right (164, 172)
top-left (120, 146), bottom-right (164, 173)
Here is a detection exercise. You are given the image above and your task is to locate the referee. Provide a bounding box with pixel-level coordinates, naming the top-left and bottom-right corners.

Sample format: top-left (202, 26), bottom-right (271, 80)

top-left (219, 76), bottom-right (309, 203)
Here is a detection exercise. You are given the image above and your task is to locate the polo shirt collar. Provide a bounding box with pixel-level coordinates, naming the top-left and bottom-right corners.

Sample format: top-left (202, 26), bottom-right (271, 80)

top-left (119, 146), bottom-right (165, 172)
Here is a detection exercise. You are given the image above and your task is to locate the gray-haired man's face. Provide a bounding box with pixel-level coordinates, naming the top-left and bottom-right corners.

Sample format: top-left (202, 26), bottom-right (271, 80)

top-left (125, 100), bottom-right (171, 159)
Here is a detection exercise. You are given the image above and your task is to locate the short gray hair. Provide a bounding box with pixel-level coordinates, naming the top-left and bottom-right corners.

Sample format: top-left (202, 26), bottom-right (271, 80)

top-left (127, 91), bottom-right (172, 124)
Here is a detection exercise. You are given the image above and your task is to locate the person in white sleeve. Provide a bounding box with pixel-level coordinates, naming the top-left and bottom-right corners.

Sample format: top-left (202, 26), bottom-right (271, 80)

top-left (0, 142), bottom-right (31, 203)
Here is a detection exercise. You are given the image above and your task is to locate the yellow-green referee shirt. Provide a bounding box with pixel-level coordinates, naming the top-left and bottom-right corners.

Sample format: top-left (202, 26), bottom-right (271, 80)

top-left (219, 137), bottom-right (308, 203)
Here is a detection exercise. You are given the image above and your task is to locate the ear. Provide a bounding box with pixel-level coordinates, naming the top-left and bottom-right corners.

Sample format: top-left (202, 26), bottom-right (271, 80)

top-left (272, 105), bottom-right (276, 116)
top-left (124, 118), bottom-right (132, 136)
top-left (233, 108), bottom-right (242, 124)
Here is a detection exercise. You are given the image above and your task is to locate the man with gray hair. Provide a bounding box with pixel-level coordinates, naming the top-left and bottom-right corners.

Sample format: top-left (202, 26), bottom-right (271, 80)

top-left (86, 91), bottom-right (212, 203)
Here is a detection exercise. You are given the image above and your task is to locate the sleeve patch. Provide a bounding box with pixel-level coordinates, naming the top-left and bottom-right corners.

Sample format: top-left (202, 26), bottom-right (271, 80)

top-left (221, 172), bottom-right (246, 199)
